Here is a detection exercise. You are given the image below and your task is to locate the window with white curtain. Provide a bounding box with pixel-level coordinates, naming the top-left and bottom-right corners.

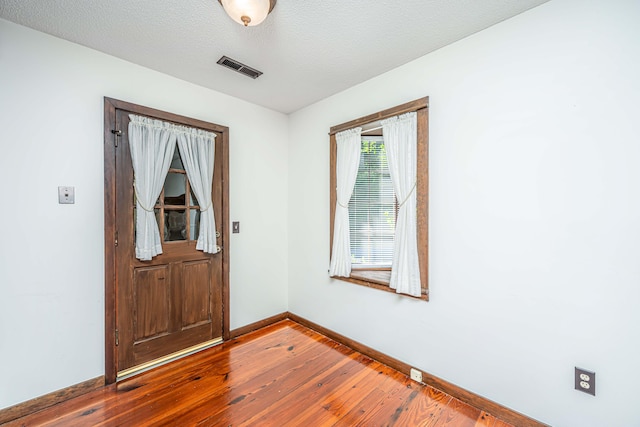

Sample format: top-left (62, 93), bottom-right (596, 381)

top-left (328, 97), bottom-right (429, 300)
top-left (349, 136), bottom-right (396, 268)
top-left (128, 114), bottom-right (219, 261)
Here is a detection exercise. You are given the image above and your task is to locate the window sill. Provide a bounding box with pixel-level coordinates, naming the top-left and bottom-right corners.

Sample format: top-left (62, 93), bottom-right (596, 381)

top-left (331, 270), bottom-right (428, 301)
top-left (351, 269), bottom-right (391, 285)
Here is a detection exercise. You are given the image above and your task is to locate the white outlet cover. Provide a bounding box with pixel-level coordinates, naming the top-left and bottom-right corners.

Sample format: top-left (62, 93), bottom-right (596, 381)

top-left (410, 368), bottom-right (422, 383)
top-left (58, 186), bottom-right (75, 204)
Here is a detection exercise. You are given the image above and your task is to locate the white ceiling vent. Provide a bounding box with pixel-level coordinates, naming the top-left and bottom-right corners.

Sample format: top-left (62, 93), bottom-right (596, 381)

top-left (217, 56), bottom-right (263, 79)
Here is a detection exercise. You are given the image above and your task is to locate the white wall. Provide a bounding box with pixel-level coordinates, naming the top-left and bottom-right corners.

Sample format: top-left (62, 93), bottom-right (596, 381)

top-left (0, 18), bottom-right (288, 409)
top-left (3, 0), bottom-right (639, 424)
top-left (288, 0), bottom-right (640, 426)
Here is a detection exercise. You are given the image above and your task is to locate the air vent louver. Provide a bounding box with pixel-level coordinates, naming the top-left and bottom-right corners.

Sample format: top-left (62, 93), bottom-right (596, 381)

top-left (217, 56), bottom-right (263, 79)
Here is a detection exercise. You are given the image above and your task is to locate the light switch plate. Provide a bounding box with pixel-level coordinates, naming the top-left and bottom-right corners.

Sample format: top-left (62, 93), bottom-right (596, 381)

top-left (232, 221), bottom-right (240, 233)
top-left (58, 186), bottom-right (75, 204)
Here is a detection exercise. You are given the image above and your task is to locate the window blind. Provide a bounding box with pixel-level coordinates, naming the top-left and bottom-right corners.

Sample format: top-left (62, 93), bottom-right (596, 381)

top-left (349, 137), bottom-right (396, 267)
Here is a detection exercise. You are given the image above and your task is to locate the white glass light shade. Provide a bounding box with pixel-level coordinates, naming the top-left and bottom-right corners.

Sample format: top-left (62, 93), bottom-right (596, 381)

top-left (220, 0), bottom-right (271, 27)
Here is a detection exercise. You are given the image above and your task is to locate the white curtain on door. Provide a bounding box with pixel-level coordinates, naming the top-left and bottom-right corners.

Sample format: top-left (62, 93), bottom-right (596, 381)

top-left (382, 112), bottom-right (421, 297)
top-left (176, 127), bottom-right (218, 254)
top-left (329, 127), bottom-right (362, 277)
top-left (128, 114), bottom-right (178, 261)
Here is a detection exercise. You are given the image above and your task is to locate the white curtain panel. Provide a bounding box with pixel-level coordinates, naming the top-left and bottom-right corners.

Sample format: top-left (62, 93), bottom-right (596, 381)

top-left (128, 114), bottom-right (178, 261)
top-left (176, 128), bottom-right (218, 254)
top-left (382, 112), bottom-right (421, 297)
top-left (329, 127), bottom-right (362, 277)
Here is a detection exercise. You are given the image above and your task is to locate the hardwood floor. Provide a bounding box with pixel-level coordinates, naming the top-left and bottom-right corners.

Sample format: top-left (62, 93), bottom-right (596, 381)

top-left (5, 320), bottom-right (514, 426)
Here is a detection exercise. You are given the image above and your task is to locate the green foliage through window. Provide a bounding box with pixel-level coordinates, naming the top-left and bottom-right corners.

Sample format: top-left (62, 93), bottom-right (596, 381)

top-left (349, 137), bottom-right (396, 267)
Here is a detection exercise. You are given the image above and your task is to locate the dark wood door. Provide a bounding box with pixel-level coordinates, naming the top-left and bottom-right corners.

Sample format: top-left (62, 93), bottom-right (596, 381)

top-left (110, 104), bottom-right (227, 377)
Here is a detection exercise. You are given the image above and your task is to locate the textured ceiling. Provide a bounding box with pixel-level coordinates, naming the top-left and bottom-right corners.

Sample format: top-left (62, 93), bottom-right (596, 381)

top-left (0, 0), bottom-right (550, 113)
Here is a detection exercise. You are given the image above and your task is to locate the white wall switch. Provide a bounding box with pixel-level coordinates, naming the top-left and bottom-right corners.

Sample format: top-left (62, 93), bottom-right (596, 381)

top-left (58, 186), bottom-right (75, 204)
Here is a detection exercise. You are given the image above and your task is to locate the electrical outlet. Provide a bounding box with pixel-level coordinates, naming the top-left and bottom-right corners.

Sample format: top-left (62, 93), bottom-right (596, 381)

top-left (410, 368), bottom-right (422, 383)
top-left (575, 367), bottom-right (595, 396)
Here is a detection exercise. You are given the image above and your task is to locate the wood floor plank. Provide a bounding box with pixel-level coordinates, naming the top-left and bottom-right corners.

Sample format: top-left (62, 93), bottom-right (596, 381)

top-left (172, 336), bottom-right (356, 425)
top-left (241, 352), bottom-right (374, 426)
top-left (475, 411), bottom-right (500, 427)
top-left (6, 320), bottom-right (516, 427)
top-left (344, 367), bottom-right (423, 426)
top-left (435, 397), bottom-right (504, 427)
top-left (231, 345), bottom-right (359, 422)
top-left (103, 322), bottom-right (338, 426)
top-left (330, 366), bottom-right (428, 426)
top-left (285, 359), bottom-right (387, 426)
top-left (388, 385), bottom-right (454, 427)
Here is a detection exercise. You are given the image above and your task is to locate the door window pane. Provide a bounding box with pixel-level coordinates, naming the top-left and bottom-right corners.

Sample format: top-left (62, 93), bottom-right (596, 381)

top-left (190, 209), bottom-right (201, 240)
top-left (170, 150), bottom-right (184, 169)
top-left (190, 188), bottom-right (199, 207)
top-left (164, 173), bottom-right (186, 206)
top-left (165, 210), bottom-right (187, 241)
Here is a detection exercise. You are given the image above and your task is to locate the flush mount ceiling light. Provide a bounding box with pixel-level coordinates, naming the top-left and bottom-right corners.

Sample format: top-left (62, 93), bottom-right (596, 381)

top-left (218, 0), bottom-right (277, 27)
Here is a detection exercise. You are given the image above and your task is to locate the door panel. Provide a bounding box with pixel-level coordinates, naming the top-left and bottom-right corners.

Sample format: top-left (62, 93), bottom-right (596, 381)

top-left (182, 260), bottom-right (212, 329)
top-left (112, 105), bottom-right (226, 377)
top-left (133, 265), bottom-right (171, 341)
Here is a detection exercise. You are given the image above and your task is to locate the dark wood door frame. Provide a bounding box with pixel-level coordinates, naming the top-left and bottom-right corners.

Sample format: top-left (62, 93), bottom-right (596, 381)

top-left (103, 97), bottom-right (230, 384)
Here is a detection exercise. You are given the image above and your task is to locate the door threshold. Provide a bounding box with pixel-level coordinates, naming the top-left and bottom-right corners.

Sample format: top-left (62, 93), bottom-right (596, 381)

top-left (117, 337), bottom-right (223, 381)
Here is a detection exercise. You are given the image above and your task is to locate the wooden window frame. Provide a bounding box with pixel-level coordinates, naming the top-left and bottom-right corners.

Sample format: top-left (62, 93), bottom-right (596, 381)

top-left (329, 97), bottom-right (429, 300)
